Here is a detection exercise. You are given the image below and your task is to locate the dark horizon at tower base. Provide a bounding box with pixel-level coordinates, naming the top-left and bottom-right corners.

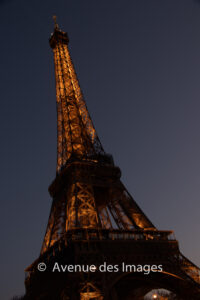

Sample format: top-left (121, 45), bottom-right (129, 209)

top-left (23, 20), bottom-right (200, 300)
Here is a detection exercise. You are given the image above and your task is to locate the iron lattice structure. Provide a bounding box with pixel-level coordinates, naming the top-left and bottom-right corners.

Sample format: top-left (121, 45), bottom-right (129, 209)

top-left (24, 20), bottom-right (200, 300)
top-left (51, 24), bottom-right (104, 173)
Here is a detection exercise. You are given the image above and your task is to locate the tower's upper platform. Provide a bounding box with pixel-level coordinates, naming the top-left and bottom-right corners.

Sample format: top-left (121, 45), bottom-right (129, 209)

top-left (49, 16), bottom-right (69, 48)
top-left (49, 28), bottom-right (69, 48)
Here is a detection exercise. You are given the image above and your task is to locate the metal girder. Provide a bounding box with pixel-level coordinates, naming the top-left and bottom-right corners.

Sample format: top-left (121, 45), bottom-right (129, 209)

top-left (66, 182), bottom-right (99, 230)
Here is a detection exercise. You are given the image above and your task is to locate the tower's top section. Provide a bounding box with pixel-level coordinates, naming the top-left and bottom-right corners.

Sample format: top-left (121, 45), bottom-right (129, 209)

top-left (49, 16), bottom-right (69, 49)
top-left (49, 18), bottom-right (110, 173)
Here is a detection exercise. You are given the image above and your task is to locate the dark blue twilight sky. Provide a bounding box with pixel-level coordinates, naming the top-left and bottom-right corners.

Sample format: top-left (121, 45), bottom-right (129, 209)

top-left (1, 0), bottom-right (200, 299)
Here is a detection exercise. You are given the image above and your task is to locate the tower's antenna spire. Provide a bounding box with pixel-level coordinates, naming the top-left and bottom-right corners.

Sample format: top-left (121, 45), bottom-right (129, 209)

top-left (53, 15), bottom-right (59, 30)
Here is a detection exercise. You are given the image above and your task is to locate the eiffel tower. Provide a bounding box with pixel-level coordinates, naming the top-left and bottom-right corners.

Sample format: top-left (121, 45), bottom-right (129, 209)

top-left (24, 18), bottom-right (200, 300)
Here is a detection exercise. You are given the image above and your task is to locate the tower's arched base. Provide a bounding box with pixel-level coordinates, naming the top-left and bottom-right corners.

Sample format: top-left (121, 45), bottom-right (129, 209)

top-left (24, 233), bottom-right (200, 300)
top-left (106, 272), bottom-right (199, 300)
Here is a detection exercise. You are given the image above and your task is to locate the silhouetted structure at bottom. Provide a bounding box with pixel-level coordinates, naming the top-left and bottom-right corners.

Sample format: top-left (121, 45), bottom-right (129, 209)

top-left (24, 18), bottom-right (200, 300)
